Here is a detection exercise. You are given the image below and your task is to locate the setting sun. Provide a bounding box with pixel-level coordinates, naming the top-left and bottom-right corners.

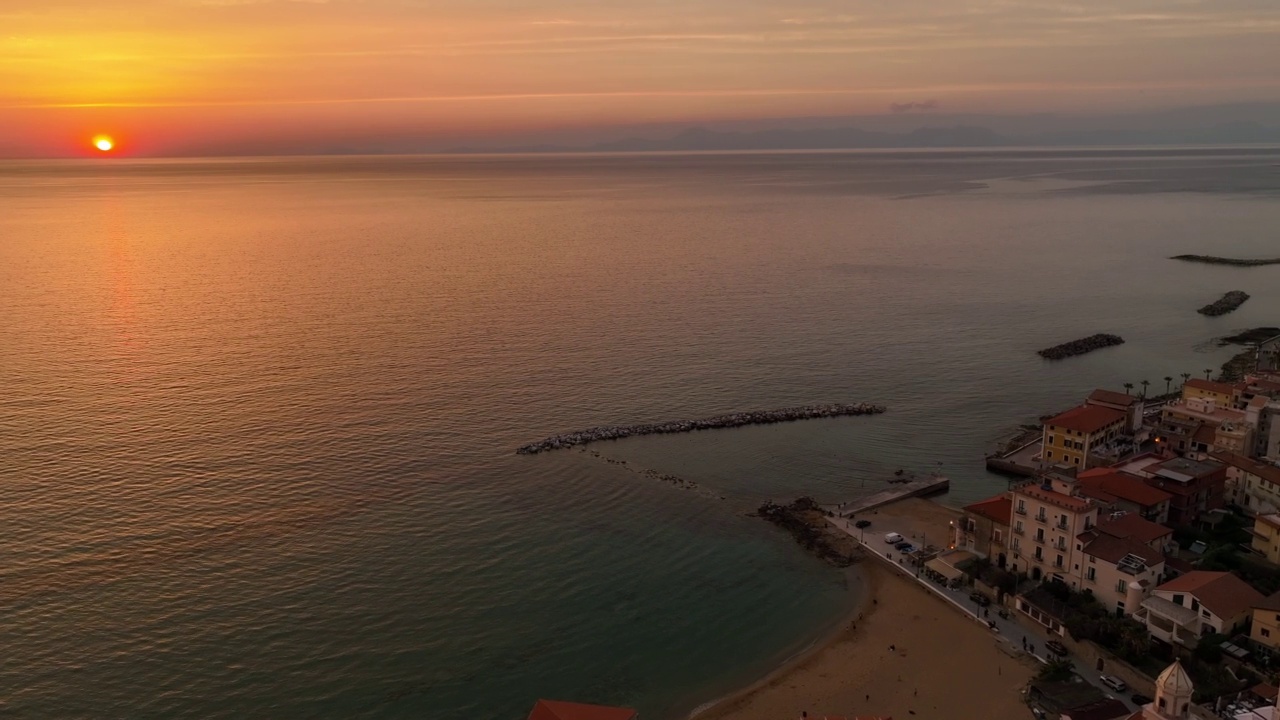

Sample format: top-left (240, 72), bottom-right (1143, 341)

top-left (93, 136), bottom-right (114, 152)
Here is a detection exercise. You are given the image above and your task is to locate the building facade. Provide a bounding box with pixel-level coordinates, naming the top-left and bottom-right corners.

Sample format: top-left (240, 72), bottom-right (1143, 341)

top-left (1008, 474), bottom-right (1101, 583)
top-left (1249, 591), bottom-right (1280, 656)
top-left (957, 493), bottom-right (1012, 567)
top-left (1077, 468), bottom-right (1173, 524)
top-left (1139, 457), bottom-right (1227, 526)
top-left (1137, 571), bottom-right (1263, 650)
top-left (1042, 405), bottom-right (1128, 469)
top-left (1212, 452), bottom-right (1280, 516)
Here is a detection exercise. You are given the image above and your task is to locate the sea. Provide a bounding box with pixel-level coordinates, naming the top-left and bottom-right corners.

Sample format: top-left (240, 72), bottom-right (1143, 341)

top-left (3, 148), bottom-right (1279, 719)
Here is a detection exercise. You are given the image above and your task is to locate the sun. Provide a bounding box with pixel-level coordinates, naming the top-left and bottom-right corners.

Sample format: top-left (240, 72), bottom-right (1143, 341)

top-left (93, 135), bottom-right (114, 153)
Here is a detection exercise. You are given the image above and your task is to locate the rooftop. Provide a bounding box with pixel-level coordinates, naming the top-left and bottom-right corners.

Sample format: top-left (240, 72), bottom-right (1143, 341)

top-left (1079, 530), bottom-right (1162, 568)
top-left (1088, 389), bottom-right (1141, 408)
top-left (527, 700), bottom-right (639, 720)
top-left (1063, 698), bottom-right (1133, 720)
top-left (964, 493), bottom-right (1012, 526)
top-left (1254, 590), bottom-right (1280, 614)
top-left (1077, 468), bottom-right (1173, 508)
top-left (1047, 405), bottom-right (1128, 434)
top-left (1156, 571), bottom-right (1264, 619)
top-left (1151, 456), bottom-right (1225, 482)
top-left (1014, 481), bottom-right (1096, 513)
top-left (1184, 378), bottom-right (1242, 396)
top-left (1094, 513), bottom-right (1173, 545)
top-left (1211, 452), bottom-right (1280, 486)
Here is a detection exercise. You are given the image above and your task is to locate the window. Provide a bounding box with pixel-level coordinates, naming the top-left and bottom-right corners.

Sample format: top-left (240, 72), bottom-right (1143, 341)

top-left (1046, 451), bottom-right (1053, 459)
top-left (1076, 544), bottom-right (1082, 551)
top-left (994, 530), bottom-right (1003, 544)
top-left (1191, 599), bottom-right (1200, 612)
top-left (1035, 547), bottom-right (1043, 560)
top-left (1116, 580), bottom-right (1127, 593)
top-left (1203, 609), bottom-right (1211, 619)
top-left (1087, 567), bottom-right (1096, 581)
top-left (1015, 521), bottom-right (1023, 533)
top-left (1172, 594), bottom-right (1185, 606)
top-left (1073, 457), bottom-right (1080, 465)
top-left (1264, 628), bottom-right (1272, 638)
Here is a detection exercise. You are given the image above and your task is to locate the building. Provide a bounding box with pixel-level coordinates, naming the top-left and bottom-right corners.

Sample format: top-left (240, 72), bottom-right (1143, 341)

top-left (1074, 519), bottom-right (1166, 617)
top-left (1260, 335), bottom-right (1280, 373)
top-left (1182, 378), bottom-right (1242, 407)
top-left (957, 493), bottom-right (1012, 566)
top-left (1124, 660), bottom-right (1194, 720)
top-left (527, 700), bottom-right (638, 720)
top-left (1136, 571), bottom-right (1264, 650)
top-left (1063, 698), bottom-right (1135, 720)
top-left (1088, 388), bottom-right (1145, 434)
top-left (1253, 515), bottom-right (1280, 565)
top-left (1140, 456), bottom-right (1227, 526)
top-left (1212, 452), bottom-right (1280, 516)
top-left (1008, 474), bottom-right (1101, 583)
top-left (1077, 468), bottom-right (1173, 524)
top-left (1042, 405), bottom-right (1129, 469)
top-left (1245, 396), bottom-right (1280, 461)
top-left (1249, 591), bottom-right (1280, 656)
top-left (1162, 397), bottom-right (1254, 456)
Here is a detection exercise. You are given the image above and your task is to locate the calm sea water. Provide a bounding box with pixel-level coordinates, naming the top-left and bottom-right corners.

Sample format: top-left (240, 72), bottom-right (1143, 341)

top-left (3, 149), bottom-right (1279, 719)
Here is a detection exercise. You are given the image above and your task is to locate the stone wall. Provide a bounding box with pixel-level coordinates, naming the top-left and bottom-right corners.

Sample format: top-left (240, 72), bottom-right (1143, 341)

top-left (1058, 633), bottom-right (1155, 697)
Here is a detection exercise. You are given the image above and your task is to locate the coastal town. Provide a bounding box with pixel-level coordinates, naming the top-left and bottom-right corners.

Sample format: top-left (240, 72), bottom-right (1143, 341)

top-left (521, 332), bottom-right (1280, 720)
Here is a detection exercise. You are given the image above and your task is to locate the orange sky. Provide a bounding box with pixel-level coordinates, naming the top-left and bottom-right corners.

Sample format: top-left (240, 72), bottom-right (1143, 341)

top-left (3, 0), bottom-right (1280, 157)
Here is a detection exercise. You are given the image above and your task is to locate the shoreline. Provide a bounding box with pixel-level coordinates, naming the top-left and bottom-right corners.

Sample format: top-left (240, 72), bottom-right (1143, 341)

top-left (684, 563), bottom-right (873, 719)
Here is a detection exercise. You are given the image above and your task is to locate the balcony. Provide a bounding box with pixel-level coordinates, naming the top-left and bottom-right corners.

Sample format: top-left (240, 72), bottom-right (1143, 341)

top-left (1013, 527), bottom-right (1025, 536)
top-left (1035, 514), bottom-right (1048, 523)
top-left (1015, 507), bottom-right (1027, 516)
top-left (1056, 521), bottom-right (1069, 531)
top-left (1033, 536), bottom-right (1045, 545)
top-left (1054, 542), bottom-right (1067, 551)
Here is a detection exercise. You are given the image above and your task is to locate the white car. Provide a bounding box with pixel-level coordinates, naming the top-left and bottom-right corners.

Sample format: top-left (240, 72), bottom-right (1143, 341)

top-left (1099, 674), bottom-right (1127, 692)
top-left (884, 532), bottom-right (904, 544)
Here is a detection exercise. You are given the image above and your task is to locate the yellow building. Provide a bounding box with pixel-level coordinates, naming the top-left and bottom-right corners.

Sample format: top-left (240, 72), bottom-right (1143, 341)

top-left (1182, 378), bottom-right (1240, 407)
top-left (1251, 591), bottom-right (1280, 654)
top-left (1253, 514), bottom-right (1280, 564)
top-left (1041, 405), bottom-right (1128, 469)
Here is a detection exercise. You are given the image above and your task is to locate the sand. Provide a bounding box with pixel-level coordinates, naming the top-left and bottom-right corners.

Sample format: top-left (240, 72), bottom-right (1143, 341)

top-left (693, 502), bottom-right (1036, 720)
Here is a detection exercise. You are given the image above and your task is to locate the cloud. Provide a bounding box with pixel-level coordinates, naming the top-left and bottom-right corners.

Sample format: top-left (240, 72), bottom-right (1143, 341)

top-left (890, 100), bottom-right (939, 113)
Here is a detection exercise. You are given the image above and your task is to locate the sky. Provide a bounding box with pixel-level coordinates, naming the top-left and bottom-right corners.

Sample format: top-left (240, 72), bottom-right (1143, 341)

top-left (3, 0), bottom-right (1280, 157)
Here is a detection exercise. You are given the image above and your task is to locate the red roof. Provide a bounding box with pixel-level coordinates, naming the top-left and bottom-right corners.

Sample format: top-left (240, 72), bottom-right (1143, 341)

top-left (1156, 571), bottom-right (1264, 620)
top-left (527, 700), bottom-right (638, 720)
top-left (1094, 513), bottom-right (1172, 545)
top-left (964, 494), bottom-right (1012, 526)
top-left (1210, 452), bottom-right (1280, 485)
top-left (1088, 389), bottom-right (1140, 408)
top-left (1046, 405), bottom-right (1126, 434)
top-left (1077, 469), bottom-right (1173, 508)
top-left (1184, 378), bottom-right (1241, 396)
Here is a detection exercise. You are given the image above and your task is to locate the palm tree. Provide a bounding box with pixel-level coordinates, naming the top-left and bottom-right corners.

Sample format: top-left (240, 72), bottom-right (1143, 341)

top-left (1164, 376), bottom-right (1173, 395)
top-left (1123, 382), bottom-right (1134, 395)
top-left (1181, 372), bottom-right (1191, 386)
top-left (1140, 380), bottom-right (1150, 398)
top-left (1205, 368), bottom-right (1213, 380)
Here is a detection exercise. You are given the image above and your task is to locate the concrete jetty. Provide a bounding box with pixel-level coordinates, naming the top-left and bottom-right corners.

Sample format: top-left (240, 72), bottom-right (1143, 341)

top-left (516, 403), bottom-right (886, 455)
top-left (834, 473), bottom-right (951, 515)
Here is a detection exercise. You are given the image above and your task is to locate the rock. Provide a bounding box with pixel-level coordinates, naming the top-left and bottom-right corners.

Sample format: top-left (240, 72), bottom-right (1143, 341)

top-left (1198, 290), bottom-right (1250, 317)
top-left (1037, 334), bottom-right (1125, 360)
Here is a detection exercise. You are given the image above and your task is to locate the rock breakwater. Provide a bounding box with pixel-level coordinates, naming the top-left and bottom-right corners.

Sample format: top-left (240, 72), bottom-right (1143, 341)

top-left (1171, 254), bottom-right (1280, 267)
top-left (1037, 334), bottom-right (1125, 360)
top-left (1198, 290), bottom-right (1250, 317)
top-left (757, 497), bottom-right (860, 567)
top-left (517, 403), bottom-right (886, 454)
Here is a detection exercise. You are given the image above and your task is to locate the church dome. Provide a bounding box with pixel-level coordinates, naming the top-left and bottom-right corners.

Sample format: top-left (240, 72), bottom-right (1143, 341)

top-left (1156, 660), bottom-right (1193, 697)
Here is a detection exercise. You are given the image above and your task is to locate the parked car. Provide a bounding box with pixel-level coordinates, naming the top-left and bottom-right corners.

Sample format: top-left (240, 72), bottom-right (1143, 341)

top-left (1044, 640), bottom-right (1068, 657)
top-left (895, 542), bottom-right (916, 553)
top-left (884, 532), bottom-right (904, 544)
top-left (1099, 674), bottom-right (1127, 692)
top-left (1130, 693), bottom-right (1152, 706)
top-left (1031, 708), bottom-right (1046, 720)
top-left (969, 592), bottom-right (991, 607)
top-left (855, 519), bottom-right (872, 529)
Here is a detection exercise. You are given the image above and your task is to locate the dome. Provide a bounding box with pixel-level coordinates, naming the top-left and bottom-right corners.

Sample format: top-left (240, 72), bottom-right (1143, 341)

top-left (1155, 660), bottom-right (1195, 716)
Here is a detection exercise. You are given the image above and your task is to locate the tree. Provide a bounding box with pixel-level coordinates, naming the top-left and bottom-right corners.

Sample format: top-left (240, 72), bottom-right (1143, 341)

top-left (1165, 376), bottom-right (1174, 394)
top-left (1141, 380), bottom-right (1150, 397)
top-left (1038, 657), bottom-right (1075, 682)
top-left (1123, 382), bottom-right (1134, 395)
top-left (1205, 368), bottom-right (1213, 380)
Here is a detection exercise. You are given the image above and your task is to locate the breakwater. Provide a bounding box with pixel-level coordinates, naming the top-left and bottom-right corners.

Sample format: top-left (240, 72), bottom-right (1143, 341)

top-left (1171, 254), bottom-right (1280, 267)
top-left (757, 497), bottom-right (861, 567)
top-left (1037, 333), bottom-right (1125, 360)
top-left (516, 403), bottom-right (886, 454)
top-left (1198, 290), bottom-right (1250, 317)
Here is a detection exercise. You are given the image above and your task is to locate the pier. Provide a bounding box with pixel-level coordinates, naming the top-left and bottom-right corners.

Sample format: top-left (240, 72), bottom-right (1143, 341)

top-left (516, 403), bottom-right (886, 454)
top-left (833, 473), bottom-right (951, 515)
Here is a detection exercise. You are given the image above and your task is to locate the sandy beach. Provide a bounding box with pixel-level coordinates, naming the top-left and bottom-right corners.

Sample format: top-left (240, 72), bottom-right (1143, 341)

top-left (693, 500), bottom-right (1036, 720)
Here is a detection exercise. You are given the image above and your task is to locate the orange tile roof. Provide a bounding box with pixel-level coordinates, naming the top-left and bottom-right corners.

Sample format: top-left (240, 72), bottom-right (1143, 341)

top-left (1077, 469), bottom-right (1173, 508)
top-left (1088, 389), bottom-right (1140, 407)
top-left (1184, 378), bottom-right (1241, 396)
top-left (527, 700), bottom-right (638, 720)
top-left (1156, 571), bottom-right (1264, 620)
top-left (1095, 513), bottom-right (1172, 545)
top-left (1210, 452), bottom-right (1280, 485)
top-left (1046, 405), bottom-right (1127, 434)
top-left (1016, 482), bottom-right (1096, 513)
top-left (1079, 530), bottom-right (1163, 566)
top-left (964, 494), bottom-right (1012, 526)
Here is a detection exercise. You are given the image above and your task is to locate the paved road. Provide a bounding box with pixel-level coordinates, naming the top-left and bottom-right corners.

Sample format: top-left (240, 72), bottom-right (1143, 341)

top-left (830, 515), bottom-right (1142, 716)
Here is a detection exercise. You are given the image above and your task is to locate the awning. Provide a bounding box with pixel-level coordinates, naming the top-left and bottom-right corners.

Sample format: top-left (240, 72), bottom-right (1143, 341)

top-left (925, 557), bottom-right (965, 581)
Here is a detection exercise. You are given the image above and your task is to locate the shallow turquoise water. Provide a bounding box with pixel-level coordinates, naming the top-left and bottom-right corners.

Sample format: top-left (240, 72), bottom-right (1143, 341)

top-left (2, 149), bottom-right (1278, 718)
